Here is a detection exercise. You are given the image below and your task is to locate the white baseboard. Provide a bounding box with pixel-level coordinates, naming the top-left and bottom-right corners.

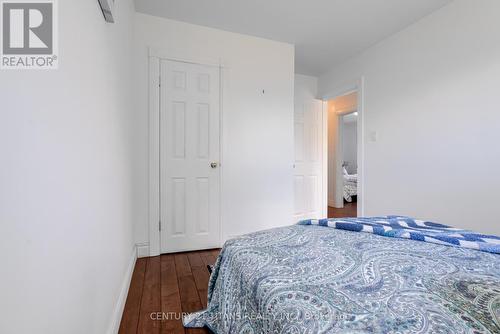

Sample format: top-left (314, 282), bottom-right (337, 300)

top-left (136, 242), bottom-right (150, 258)
top-left (107, 246), bottom-right (137, 334)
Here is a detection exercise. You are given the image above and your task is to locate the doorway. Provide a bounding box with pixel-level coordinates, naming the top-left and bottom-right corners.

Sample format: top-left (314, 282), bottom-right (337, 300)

top-left (292, 78), bottom-right (364, 222)
top-left (326, 91), bottom-right (360, 218)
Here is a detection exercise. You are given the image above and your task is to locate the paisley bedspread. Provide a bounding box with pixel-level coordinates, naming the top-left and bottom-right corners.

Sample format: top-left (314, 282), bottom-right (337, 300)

top-left (184, 224), bottom-right (500, 333)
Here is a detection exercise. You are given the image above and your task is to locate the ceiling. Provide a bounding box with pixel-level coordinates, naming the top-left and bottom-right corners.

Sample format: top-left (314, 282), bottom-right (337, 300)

top-left (135, 0), bottom-right (453, 76)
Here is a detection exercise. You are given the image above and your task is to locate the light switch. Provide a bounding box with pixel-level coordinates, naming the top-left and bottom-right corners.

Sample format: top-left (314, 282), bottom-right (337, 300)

top-left (369, 131), bottom-right (378, 142)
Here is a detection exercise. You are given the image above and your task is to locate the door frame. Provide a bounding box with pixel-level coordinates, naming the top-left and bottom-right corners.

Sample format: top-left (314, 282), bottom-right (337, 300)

top-left (148, 47), bottom-right (226, 256)
top-left (321, 101), bottom-right (328, 218)
top-left (321, 77), bottom-right (365, 217)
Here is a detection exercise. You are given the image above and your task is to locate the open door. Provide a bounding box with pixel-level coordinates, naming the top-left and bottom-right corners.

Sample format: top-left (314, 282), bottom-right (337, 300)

top-left (293, 99), bottom-right (327, 221)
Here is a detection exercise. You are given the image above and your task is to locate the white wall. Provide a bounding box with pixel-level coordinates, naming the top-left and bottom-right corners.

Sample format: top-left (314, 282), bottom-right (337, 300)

top-left (294, 74), bottom-right (318, 102)
top-left (0, 1), bottom-right (136, 333)
top-left (342, 120), bottom-right (357, 174)
top-left (319, 0), bottom-right (500, 234)
top-left (133, 14), bottom-right (295, 244)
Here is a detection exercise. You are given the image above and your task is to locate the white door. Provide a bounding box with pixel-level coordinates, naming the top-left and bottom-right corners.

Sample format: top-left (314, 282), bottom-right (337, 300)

top-left (293, 99), bottom-right (324, 221)
top-left (160, 59), bottom-right (221, 253)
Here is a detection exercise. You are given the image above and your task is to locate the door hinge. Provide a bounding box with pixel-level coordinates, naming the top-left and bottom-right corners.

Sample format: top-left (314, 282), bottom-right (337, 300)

top-left (159, 220), bottom-right (162, 231)
top-left (159, 76), bottom-right (161, 87)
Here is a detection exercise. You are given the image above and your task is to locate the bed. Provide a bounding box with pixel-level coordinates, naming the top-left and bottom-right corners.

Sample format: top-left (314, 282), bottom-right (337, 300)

top-left (184, 216), bottom-right (500, 333)
top-left (343, 168), bottom-right (357, 202)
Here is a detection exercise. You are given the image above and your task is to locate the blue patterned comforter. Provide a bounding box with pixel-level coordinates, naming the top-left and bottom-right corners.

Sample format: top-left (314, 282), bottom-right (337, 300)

top-left (299, 216), bottom-right (500, 254)
top-left (184, 221), bottom-right (500, 333)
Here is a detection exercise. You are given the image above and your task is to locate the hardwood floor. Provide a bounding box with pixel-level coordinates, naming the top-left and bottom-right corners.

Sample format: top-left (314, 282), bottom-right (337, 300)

top-left (328, 201), bottom-right (357, 218)
top-left (119, 249), bottom-right (220, 334)
top-left (119, 204), bottom-right (356, 334)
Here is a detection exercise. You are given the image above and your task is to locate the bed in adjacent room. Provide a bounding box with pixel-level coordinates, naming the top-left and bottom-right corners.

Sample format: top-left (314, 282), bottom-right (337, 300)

top-left (184, 216), bottom-right (500, 334)
top-left (343, 167), bottom-right (357, 202)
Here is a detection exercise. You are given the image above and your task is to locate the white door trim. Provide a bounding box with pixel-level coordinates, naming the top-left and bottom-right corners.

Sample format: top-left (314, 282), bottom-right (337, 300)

top-left (321, 101), bottom-right (328, 218)
top-left (149, 47), bottom-right (229, 69)
top-left (322, 77), bottom-right (365, 217)
top-left (148, 56), bottom-right (161, 257)
top-left (148, 50), bottom-right (225, 256)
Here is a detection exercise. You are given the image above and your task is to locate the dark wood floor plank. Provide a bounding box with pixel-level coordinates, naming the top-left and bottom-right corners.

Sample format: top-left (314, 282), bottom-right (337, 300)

top-left (118, 258), bottom-right (147, 334)
top-left (138, 256), bottom-right (161, 334)
top-left (160, 255), bottom-right (184, 334)
top-left (187, 252), bottom-right (210, 308)
top-left (209, 249), bottom-right (220, 258)
top-left (174, 253), bottom-right (192, 278)
top-left (175, 254), bottom-right (207, 334)
top-left (199, 250), bottom-right (218, 267)
top-left (187, 252), bottom-right (204, 268)
top-left (120, 250), bottom-right (221, 334)
top-left (176, 259), bottom-right (202, 312)
top-left (198, 251), bottom-right (212, 266)
top-left (328, 201), bottom-right (357, 218)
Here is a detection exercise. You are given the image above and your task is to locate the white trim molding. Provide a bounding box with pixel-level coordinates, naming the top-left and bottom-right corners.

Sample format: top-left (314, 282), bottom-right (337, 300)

top-left (148, 47), bottom-right (229, 68)
top-left (321, 101), bottom-right (329, 218)
top-left (148, 56), bottom-right (161, 257)
top-left (357, 77), bottom-right (365, 217)
top-left (136, 242), bottom-right (150, 258)
top-left (107, 247), bottom-right (137, 334)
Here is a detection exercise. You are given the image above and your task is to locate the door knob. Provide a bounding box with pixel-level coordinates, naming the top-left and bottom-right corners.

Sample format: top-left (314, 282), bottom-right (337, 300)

top-left (210, 162), bottom-right (218, 168)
